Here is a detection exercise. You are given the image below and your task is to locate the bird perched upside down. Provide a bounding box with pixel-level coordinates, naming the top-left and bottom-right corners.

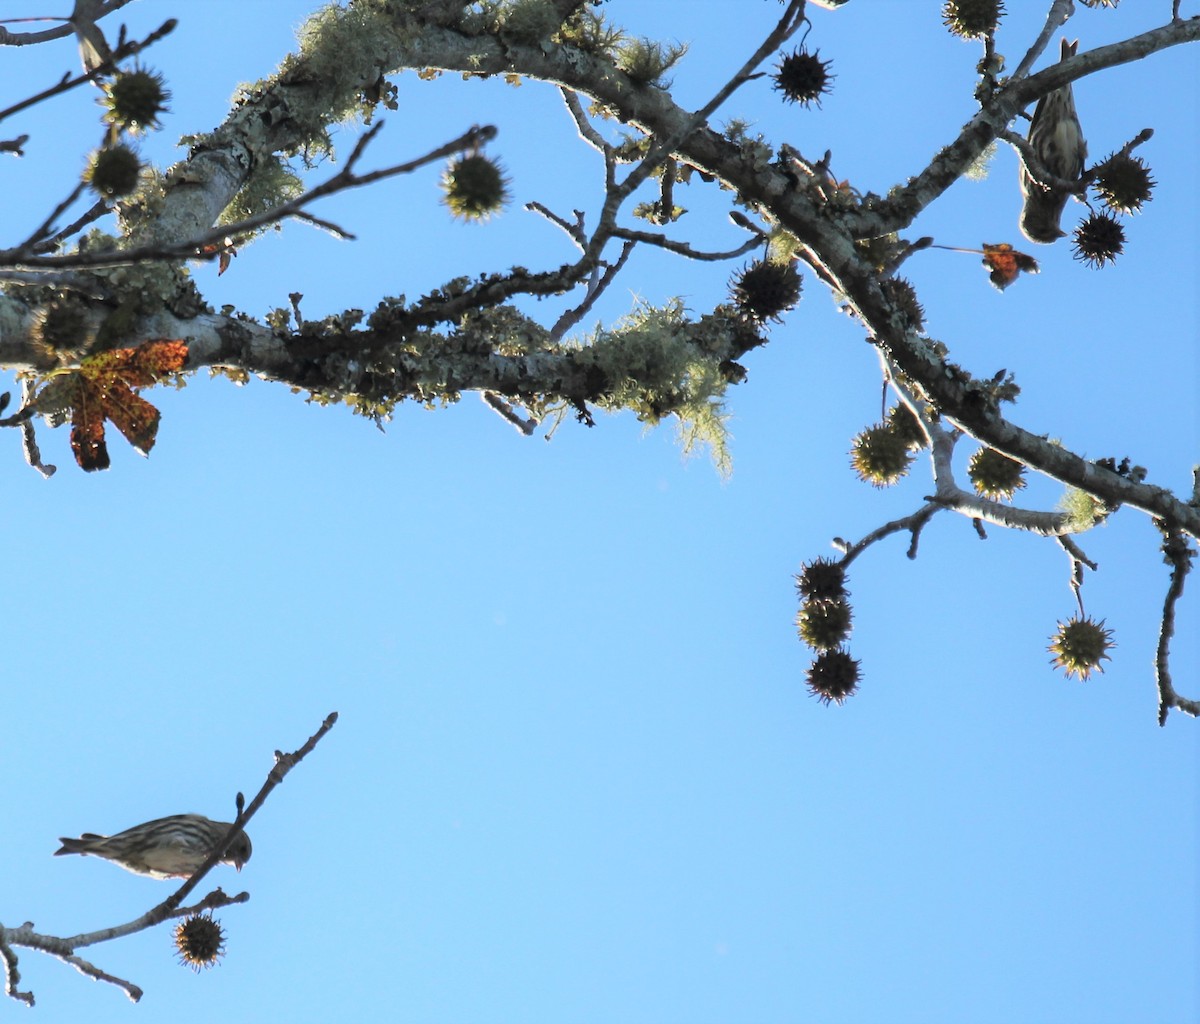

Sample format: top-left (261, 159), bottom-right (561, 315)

top-left (1020, 38), bottom-right (1088, 244)
top-left (55, 813), bottom-right (251, 879)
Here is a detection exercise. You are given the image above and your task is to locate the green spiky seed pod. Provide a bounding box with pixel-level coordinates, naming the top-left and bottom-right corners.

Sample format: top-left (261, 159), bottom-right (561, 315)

top-left (797, 597), bottom-right (853, 651)
top-left (795, 557), bottom-right (848, 602)
top-left (883, 277), bottom-right (925, 333)
top-left (1071, 212), bottom-right (1125, 268)
top-left (730, 260), bottom-right (802, 323)
top-left (851, 423), bottom-right (914, 487)
top-left (174, 913), bottom-right (226, 971)
top-left (806, 648), bottom-right (861, 705)
top-left (942, 0), bottom-right (1004, 39)
top-left (771, 48), bottom-right (834, 107)
top-left (85, 144), bottom-right (141, 198)
top-left (441, 154), bottom-right (510, 221)
top-left (886, 404), bottom-right (927, 451)
top-left (102, 69), bottom-right (170, 133)
top-left (967, 447), bottom-right (1027, 500)
top-left (1092, 153), bottom-right (1155, 215)
top-left (1048, 615), bottom-right (1115, 680)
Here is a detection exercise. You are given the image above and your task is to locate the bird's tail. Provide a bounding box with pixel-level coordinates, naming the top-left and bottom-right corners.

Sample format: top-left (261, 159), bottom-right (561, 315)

top-left (54, 834), bottom-right (105, 857)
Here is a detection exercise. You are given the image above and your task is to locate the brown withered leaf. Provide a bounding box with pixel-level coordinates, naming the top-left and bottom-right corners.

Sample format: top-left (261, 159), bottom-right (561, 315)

top-left (68, 340), bottom-right (188, 472)
top-left (981, 242), bottom-right (1040, 291)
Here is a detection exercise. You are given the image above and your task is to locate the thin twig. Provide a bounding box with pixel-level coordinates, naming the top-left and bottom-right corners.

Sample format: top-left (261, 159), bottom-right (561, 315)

top-left (161, 710), bottom-right (339, 915)
top-left (1156, 528), bottom-right (1197, 725)
top-left (1, 125), bottom-right (495, 271)
top-left (4, 713), bottom-right (338, 1004)
top-left (0, 933), bottom-right (34, 1006)
top-left (57, 953), bottom-right (142, 1002)
top-left (0, 18), bottom-right (176, 125)
top-left (610, 226), bottom-right (762, 262)
top-left (482, 391), bottom-right (537, 435)
top-left (549, 239), bottom-right (634, 340)
top-left (832, 502), bottom-right (945, 564)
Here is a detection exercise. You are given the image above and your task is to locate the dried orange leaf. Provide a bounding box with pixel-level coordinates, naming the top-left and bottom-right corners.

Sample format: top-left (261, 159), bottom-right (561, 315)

top-left (65, 340), bottom-right (188, 470)
top-left (102, 383), bottom-right (161, 455)
top-left (981, 242), bottom-right (1040, 291)
top-left (70, 383), bottom-right (109, 472)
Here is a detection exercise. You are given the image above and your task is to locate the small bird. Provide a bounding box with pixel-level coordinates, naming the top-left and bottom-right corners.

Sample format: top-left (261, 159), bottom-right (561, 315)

top-left (69, 0), bottom-right (114, 75)
top-left (1020, 38), bottom-right (1088, 244)
top-left (55, 814), bottom-right (252, 879)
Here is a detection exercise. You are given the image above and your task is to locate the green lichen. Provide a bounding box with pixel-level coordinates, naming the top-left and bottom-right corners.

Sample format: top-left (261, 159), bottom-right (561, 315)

top-left (615, 37), bottom-right (688, 87)
top-left (291, 3), bottom-right (402, 124)
top-left (1058, 487), bottom-right (1110, 531)
top-left (585, 298), bottom-right (732, 475)
top-left (556, 6), bottom-right (623, 55)
top-left (217, 154), bottom-right (305, 231)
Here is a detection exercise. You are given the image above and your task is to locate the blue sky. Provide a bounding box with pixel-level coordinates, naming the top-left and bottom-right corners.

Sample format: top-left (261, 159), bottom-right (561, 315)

top-left (2, 2), bottom-right (1196, 1022)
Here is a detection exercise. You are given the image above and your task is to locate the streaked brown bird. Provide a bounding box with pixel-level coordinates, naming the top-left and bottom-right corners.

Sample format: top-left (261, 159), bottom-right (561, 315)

top-left (1019, 38), bottom-right (1088, 244)
top-left (55, 813), bottom-right (251, 879)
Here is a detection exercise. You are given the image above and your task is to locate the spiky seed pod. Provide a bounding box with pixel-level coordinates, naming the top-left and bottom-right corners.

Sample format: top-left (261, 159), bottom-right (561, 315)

top-left (796, 597), bottom-right (853, 651)
top-left (882, 277), bottom-right (925, 333)
top-left (1048, 615), bottom-right (1115, 680)
top-left (1092, 153), bottom-right (1155, 215)
top-left (31, 298), bottom-right (93, 358)
top-left (967, 447), bottom-right (1027, 500)
top-left (795, 557), bottom-right (848, 602)
top-left (441, 154), bottom-right (510, 221)
top-left (730, 259), bottom-right (802, 323)
top-left (174, 913), bottom-right (226, 971)
top-left (1079, 0), bottom-right (1119, 7)
top-left (886, 404), bottom-right (928, 451)
top-left (102, 69), bottom-right (170, 133)
top-left (850, 423), bottom-right (914, 487)
top-left (771, 48), bottom-right (834, 107)
top-left (942, 0), bottom-right (1004, 39)
top-left (85, 144), bottom-right (141, 198)
top-left (806, 648), bottom-right (861, 705)
top-left (1071, 211), bottom-right (1125, 268)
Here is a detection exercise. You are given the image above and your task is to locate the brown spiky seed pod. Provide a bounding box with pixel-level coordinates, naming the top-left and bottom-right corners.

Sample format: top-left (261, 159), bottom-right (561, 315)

top-left (441, 154), bottom-right (510, 221)
top-left (730, 260), bottom-right (802, 323)
top-left (85, 144), bottom-right (141, 198)
top-left (174, 912), bottom-right (227, 971)
top-left (796, 598), bottom-right (853, 651)
top-left (851, 423), bottom-right (914, 487)
top-left (771, 48), bottom-right (834, 107)
top-left (967, 447), bottom-right (1027, 500)
top-left (942, 0), bottom-right (1004, 39)
top-left (795, 557), bottom-right (848, 601)
top-left (1048, 616), bottom-right (1115, 680)
top-left (1092, 153), bottom-right (1155, 215)
top-left (806, 648), bottom-right (861, 705)
top-left (1071, 212), bottom-right (1125, 268)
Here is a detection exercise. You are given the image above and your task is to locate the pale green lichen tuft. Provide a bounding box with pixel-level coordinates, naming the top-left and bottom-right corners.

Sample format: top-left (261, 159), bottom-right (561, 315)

top-left (615, 37), bottom-right (688, 87)
top-left (218, 155), bottom-right (305, 231)
top-left (1058, 487), bottom-right (1110, 531)
top-left (586, 298), bottom-right (733, 476)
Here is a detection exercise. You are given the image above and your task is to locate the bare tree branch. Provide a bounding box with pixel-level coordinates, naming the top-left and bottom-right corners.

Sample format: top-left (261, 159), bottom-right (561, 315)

top-left (1, 712), bottom-right (338, 1004)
